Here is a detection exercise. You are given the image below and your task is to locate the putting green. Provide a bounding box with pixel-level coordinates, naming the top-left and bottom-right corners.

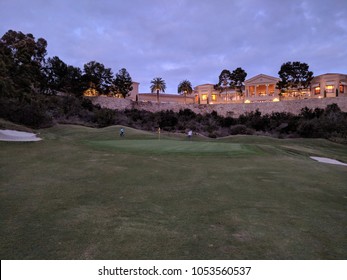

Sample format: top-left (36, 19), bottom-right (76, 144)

top-left (88, 139), bottom-right (263, 156)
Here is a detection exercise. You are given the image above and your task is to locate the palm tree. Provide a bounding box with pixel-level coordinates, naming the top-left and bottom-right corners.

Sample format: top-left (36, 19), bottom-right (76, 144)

top-left (150, 77), bottom-right (166, 103)
top-left (178, 80), bottom-right (193, 104)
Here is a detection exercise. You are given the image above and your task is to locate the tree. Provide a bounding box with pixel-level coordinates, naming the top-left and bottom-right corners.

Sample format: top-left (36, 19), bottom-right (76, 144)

top-left (83, 61), bottom-right (113, 95)
top-left (42, 56), bottom-right (68, 94)
top-left (0, 30), bottom-right (47, 97)
top-left (214, 69), bottom-right (232, 102)
top-left (177, 80), bottom-right (193, 104)
top-left (230, 67), bottom-right (247, 96)
top-left (0, 38), bottom-right (16, 98)
top-left (276, 61), bottom-right (313, 96)
top-left (65, 65), bottom-right (83, 97)
top-left (150, 77), bottom-right (166, 103)
top-left (41, 56), bottom-right (83, 96)
top-left (112, 68), bottom-right (133, 98)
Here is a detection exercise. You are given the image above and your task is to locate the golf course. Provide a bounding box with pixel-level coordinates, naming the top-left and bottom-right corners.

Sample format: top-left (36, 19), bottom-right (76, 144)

top-left (1, 124), bottom-right (347, 259)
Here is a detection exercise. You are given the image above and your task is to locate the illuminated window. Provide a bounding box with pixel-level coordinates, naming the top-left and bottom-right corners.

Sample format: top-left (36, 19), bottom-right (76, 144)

top-left (211, 94), bottom-right (217, 101)
top-left (201, 94), bottom-right (207, 101)
top-left (339, 84), bottom-right (344, 93)
top-left (326, 85), bottom-right (334, 93)
top-left (314, 86), bottom-right (320, 95)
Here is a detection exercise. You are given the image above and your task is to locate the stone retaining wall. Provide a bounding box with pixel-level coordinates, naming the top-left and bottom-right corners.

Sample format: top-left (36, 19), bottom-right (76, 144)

top-left (90, 96), bottom-right (347, 117)
top-left (91, 96), bottom-right (133, 110)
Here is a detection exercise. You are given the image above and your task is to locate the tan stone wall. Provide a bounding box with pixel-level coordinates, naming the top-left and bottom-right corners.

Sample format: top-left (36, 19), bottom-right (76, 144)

top-left (90, 96), bottom-right (134, 110)
top-left (90, 96), bottom-right (347, 117)
top-left (137, 93), bottom-right (195, 104)
top-left (205, 97), bottom-right (347, 117)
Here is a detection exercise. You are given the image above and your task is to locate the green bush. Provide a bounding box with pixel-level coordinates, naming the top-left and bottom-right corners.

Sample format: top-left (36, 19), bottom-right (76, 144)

top-left (297, 104), bottom-right (347, 139)
top-left (93, 108), bottom-right (116, 127)
top-left (158, 110), bottom-right (178, 131)
top-left (297, 119), bottom-right (321, 138)
top-left (229, 124), bottom-right (254, 135)
top-left (0, 97), bottom-right (52, 128)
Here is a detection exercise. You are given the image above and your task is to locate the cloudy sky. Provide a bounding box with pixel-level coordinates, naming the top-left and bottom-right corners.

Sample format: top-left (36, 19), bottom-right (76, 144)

top-left (1, 0), bottom-right (346, 93)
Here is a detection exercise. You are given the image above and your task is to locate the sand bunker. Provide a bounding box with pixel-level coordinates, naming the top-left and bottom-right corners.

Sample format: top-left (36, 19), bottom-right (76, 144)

top-left (310, 156), bottom-right (347, 166)
top-left (0, 129), bottom-right (42, 142)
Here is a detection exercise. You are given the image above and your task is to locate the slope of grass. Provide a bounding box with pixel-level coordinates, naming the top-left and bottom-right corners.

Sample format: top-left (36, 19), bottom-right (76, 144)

top-left (0, 118), bottom-right (35, 132)
top-left (0, 125), bottom-right (346, 259)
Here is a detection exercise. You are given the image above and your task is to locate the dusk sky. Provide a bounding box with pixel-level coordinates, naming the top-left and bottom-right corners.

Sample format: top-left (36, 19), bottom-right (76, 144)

top-left (1, 0), bottom-right (346, 93)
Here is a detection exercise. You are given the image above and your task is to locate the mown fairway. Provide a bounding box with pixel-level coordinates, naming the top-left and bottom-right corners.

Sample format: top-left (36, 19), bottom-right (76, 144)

top-left (1, 125), bottom-right (347, 259)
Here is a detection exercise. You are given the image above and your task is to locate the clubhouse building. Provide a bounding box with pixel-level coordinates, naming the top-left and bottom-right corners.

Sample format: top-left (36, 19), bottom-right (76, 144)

top-left (87, 73), bottom-right (347, 104)
top-left (189, 73), bottom-right (347, 105)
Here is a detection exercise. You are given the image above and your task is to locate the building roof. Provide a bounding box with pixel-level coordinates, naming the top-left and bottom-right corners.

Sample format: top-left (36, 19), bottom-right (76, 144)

top-left (195, 83), bottom-right (215, 86)
top-left (245, 73), bottom-right (279, 83)
top-left (314, 73), bottom-right (347, 77)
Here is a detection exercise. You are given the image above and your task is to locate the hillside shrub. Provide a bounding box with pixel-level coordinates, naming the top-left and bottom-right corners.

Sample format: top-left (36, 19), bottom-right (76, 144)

top-left (229, 124), bottom-right (254, 135)
top-left (238, 109), bottom-right (269, 131)
top-left (158, 110), bottom-right (178, 131)
top-left (93, 108), bottom-right (116, 127)
top-left (0, 97), bottom-right (52, 128)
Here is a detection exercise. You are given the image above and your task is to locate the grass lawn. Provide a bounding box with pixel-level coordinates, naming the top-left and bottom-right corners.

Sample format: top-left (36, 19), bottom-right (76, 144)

top-left (0, 124), bottom-right (346, 259)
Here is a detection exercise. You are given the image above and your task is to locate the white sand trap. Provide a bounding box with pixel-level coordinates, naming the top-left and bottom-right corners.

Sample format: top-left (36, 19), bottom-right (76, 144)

top-left (0, 129), bottom-right (42, 142)
top-left (310, 156), bottom-right (347, 166)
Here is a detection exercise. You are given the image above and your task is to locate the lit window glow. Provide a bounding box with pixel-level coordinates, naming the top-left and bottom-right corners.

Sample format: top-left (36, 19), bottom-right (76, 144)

top-left (339, 84), bottom-right (344, 93)
top-left (83, 88), bottom-right (98, 96)
top-left (326, 85), bottom-right (334, 93)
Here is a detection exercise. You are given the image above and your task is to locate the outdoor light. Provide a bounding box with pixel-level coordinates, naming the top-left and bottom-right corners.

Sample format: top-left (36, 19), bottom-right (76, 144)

top-left (273, 98), bottom-right (280, 102)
